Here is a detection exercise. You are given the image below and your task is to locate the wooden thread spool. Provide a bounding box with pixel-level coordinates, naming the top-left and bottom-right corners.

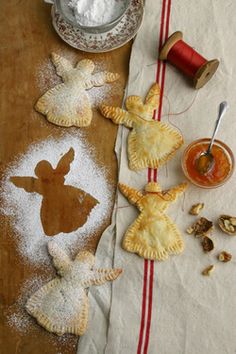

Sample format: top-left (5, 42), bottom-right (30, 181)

top-left (159, 31), bottom-right (219, 89)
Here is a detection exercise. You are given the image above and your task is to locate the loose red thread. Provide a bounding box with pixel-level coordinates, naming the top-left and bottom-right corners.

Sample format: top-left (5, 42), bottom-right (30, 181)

top-left (162, 91), bottom-right (198, 119)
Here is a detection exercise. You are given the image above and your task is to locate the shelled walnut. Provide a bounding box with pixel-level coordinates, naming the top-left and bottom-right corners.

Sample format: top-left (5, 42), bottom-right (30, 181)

top-left (218, 251), bottom-right (232, 262)
top-left (201, 236), bottom-right (214, 253)
top-left (202, 265), bottom-right (215, 276)
top-left (189, 203), bottom-right (204, 215)
top-left (186, 217), bottom-right (213, 237)
top-left (218, 215), bottom-right (236, 235)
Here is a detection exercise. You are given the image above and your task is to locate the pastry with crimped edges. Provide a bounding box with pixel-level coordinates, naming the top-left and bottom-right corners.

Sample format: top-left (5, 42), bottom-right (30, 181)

top-left (100, 83), bottom-right (183, 171)
top-left (119, 181), bottom-right (187, 261)
top-left (35, 53), bottom-right (119, 127)
top-left (26, 242), bottom-right (122, 336)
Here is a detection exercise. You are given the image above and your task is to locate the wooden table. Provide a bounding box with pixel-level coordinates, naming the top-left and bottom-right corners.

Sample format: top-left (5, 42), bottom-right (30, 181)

top-left (0, 1), bottom-right (131, 352)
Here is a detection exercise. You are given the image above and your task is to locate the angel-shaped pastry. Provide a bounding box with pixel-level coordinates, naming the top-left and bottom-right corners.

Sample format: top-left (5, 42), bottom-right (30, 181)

top-left (10, 148), bottom-right (98, 236)
top-left (35, 53), bottom-right (120, 127)
top-left (119, 181), bottom-right (188, 260)
top-left (100, 83), bottom-right (183, 170)
top-left (26, 242), bottom-right (122, 335)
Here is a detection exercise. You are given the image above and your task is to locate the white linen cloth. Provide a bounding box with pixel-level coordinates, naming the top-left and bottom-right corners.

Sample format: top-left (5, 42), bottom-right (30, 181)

top-left (78, 1), bottom-right (236, 353)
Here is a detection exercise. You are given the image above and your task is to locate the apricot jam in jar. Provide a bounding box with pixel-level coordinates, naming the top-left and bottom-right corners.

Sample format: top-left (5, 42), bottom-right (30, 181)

top-left (182, 138), bottom-right (234, 188)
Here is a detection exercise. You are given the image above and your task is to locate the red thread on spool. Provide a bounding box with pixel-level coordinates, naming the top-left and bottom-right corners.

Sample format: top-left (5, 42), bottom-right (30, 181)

top-left (159, 31), bottom-right (219, 89)
top-left (167, 40), bottom-right (207, 77)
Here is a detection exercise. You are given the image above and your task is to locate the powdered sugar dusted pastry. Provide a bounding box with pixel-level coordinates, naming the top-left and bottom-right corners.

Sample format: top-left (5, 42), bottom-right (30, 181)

top-left (100, 83), bottom-right (183, 170)
top-left (26, 242), bottom-right (122, 336)
top-left (35, 53), bottom-right (119, 127)
top-left (119, 181), bottom-right (187, 260)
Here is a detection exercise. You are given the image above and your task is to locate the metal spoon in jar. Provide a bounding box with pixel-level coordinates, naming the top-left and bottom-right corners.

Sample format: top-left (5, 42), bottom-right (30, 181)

top-left (196, 101), bottom-right (229, 175)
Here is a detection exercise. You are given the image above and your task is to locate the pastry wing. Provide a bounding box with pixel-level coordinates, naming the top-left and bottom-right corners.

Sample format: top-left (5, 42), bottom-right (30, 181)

top-left (118, 183), bottom-right (143, 206)
top-left (100, 105), bottom-right (136, 128)
top-left (145, 83), bottom-right (160, 109)
top-left (47, 242), bottom-right (72, 276)
top-left (163, 183), bottom-right (188, 201)
top-left (81, 268), bottom-right (123, 287)
top-left (51, 53), bottom-right (73, 81)
top-left (26, 278), bottom-right (89, 336)
top-left (85, 72), bottom-right (119, 89)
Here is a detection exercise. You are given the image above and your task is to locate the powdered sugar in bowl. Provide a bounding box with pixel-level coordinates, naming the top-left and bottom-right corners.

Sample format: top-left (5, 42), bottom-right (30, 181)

top-left (54, 0), bottom-right (132, 33)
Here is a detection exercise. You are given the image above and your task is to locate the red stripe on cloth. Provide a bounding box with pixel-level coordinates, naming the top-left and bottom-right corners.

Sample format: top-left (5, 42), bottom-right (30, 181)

top-left (137, 0), bottom-right (172, 352)
top-left (143, 261), bottom-right (155, 354)
top-left (137, 260), bottom-right (149, 354)
top-left (158, 0), bottom-right (172, 121)
top-left (154, 0), bottom-right (168, 182)
top-left (157, 63), bottom-right (166, 121)
top-left (142, 0), bottom-right (172, 353)
top-left (153, 169), bottom-right (157, 183)
top-left (148, 168), bottom-right (152, 183)
top-left (165, 0), bottom-right (172, 42)
top-left (156, 0), bottom-right (167, 84)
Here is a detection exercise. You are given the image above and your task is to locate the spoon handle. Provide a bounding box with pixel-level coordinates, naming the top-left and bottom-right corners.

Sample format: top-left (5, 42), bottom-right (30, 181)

top-left (207, 101), bottom-right (228, 154)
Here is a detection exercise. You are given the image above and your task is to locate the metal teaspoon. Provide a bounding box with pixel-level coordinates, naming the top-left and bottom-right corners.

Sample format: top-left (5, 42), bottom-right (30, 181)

top-left (196, 101), bottom-right (228, 175)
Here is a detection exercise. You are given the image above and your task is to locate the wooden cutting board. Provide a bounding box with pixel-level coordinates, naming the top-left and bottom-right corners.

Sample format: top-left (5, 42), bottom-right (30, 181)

top-left (0, 1), bottom-right (131, 352)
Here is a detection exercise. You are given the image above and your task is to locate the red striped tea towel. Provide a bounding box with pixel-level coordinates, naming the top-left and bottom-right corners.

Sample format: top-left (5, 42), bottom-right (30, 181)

top-left (78, 0), bottom-right (236, 353)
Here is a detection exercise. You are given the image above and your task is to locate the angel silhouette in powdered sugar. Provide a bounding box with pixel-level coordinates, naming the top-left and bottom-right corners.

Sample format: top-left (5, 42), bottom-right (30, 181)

top-left (10, 148), bottom-right (98, 236)
top-left (35, 53), bottom-right (119, 127)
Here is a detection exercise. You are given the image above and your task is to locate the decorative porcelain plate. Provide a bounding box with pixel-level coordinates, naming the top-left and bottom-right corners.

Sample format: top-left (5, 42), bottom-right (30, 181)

top-left (51, 0), bottom-right (144, 53)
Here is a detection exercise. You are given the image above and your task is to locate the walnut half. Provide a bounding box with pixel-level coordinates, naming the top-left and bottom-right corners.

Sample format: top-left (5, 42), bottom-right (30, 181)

top-left (201, 236), bottom-right (214, 253)
top-left (218, 251), bottom-right (232, 262)
top-left (218, 215), bottom-right (236, 235)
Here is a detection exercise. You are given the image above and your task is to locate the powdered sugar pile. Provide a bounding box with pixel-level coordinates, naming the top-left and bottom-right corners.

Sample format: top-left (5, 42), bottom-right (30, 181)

top-left (0, 132), bottom-right (112, 265)
top-left (68, 0), bottom-right (126, 26)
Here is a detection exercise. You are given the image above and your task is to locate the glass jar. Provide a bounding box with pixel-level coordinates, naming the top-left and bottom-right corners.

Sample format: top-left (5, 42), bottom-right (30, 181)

top-left (54, 0), bottom-right (131, 34)
top-left (181, 138), bottom-right (234, 189)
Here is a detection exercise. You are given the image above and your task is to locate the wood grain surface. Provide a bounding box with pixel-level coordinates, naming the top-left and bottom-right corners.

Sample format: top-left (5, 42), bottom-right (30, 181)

top-left (0, 1), bottom-right (131, 353)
